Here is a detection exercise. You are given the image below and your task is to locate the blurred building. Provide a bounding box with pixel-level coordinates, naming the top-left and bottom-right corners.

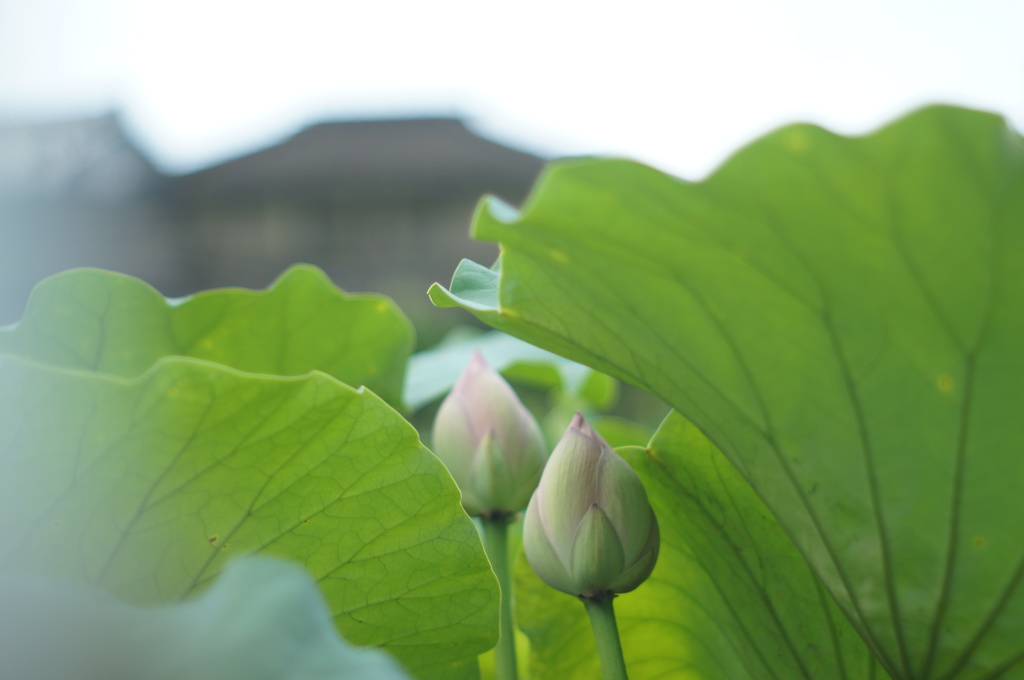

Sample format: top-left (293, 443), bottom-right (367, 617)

top-left (0, 113), bottom-right (544, 339)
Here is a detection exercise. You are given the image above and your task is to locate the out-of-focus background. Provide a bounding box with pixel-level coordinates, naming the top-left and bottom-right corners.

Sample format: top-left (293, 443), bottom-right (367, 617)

top-left (2, 0), bottom-right (1022, 345)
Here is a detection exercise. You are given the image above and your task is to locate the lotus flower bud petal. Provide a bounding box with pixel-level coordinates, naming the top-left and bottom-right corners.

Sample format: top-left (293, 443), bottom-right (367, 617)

top-left (432, 351), bottom-right (547, 516)
top-left (523, 412), bottom-right (659, 597)
top-left (569, 504), bottom-right (626, 594)
top-left (607, 511), bottom-right (659, 593)
top-left (467, 430), bottom-right (511, 511)
top-left (522, 497), bottom-right (576, 594)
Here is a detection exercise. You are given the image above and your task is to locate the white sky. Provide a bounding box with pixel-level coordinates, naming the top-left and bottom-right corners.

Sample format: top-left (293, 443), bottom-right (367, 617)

top-left (1, 0), bottom-right (1022, 179)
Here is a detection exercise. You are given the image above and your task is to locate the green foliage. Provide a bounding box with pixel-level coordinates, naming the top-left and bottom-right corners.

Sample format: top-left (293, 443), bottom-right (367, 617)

top-left (432, 106), bottom-right (1024, 679)
top-left (0, 556), bottom-right (413, 680)
top-left (0, 264), bottom-right (413, 407)
top-left (0, 269), bottom-right (494, 680)
top-left (0, 356), bottom-right (495, 678)
top-left (4, 103), bottom-right (1019, 680)
top-left (516, 412), bottom-right (890, 679)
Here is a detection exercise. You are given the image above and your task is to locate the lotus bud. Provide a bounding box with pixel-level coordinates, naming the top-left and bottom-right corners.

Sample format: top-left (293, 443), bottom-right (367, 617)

top-left (523, 412), bottom-right (659, 598)
top-left (432, 351), bottom-right (548, 517)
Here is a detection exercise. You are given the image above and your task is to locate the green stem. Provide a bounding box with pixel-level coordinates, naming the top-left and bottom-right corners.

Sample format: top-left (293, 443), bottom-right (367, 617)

top-left (481, 515), bottom-right (517, 680)
top-left (583, 594), bottom-right (629, 680)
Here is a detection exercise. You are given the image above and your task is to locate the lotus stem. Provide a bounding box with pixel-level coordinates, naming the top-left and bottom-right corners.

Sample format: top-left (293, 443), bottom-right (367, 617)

top-left (582, 592), bottom-right (629, 680)
top-left (481, 513), bottom-right (518, 680)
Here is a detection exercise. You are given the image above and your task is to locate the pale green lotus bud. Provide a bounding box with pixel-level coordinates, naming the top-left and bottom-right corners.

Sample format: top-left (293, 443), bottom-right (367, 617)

top-left (523, 412), bottom-right (659, 597)
top-left (432, 351), bottom-right (548, 517)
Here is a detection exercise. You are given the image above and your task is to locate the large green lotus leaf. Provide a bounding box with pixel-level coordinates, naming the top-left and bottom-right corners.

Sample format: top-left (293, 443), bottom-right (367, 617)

top-left (0, 556), bottom-right (412, 679)
top-left (0, 356), bottom-right (495, 680)
top-left (0, 264), bottom-right (412, 406)
top-left (432, 106), bottom-right (1024, 679)
top-left (516, 412), bottom-right (890, 680)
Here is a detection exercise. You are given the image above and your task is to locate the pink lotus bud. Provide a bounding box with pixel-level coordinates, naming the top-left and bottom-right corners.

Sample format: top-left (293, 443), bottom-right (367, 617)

top-left (523, 413), bottom-right (659, 597)
top-left (432, 351), bottom-right (548, 517)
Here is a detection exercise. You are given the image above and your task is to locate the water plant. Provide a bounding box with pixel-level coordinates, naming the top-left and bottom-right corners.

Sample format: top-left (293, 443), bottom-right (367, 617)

top-left (2, 104), bottom-right (1021, 680)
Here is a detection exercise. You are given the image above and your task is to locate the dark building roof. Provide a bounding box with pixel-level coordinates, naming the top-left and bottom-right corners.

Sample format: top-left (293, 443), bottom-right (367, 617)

top-left (0, 112), bottom-right (546, 327)
top-left (171, 117), bottom-right (545, 205)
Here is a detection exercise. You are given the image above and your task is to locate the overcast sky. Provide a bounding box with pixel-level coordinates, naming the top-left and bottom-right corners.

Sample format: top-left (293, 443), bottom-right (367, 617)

top-left (1, 0), bottom-right (1021, 179)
